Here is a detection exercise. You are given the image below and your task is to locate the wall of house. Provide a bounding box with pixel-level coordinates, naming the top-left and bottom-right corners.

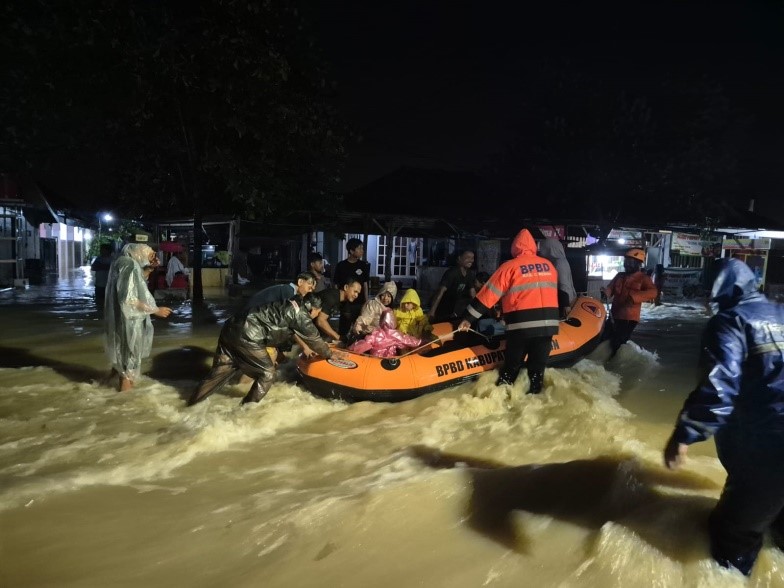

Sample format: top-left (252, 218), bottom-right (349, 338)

top-left (39, 222), bottom-right (88, 279)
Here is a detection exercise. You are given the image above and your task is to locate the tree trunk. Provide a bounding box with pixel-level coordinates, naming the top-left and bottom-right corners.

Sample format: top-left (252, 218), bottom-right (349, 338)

top-left (192, 201), bottom-right (204, 303)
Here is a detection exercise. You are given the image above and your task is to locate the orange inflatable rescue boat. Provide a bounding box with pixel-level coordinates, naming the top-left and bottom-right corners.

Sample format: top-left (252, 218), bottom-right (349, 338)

top-left (297, 296), bottom-right (606, 402)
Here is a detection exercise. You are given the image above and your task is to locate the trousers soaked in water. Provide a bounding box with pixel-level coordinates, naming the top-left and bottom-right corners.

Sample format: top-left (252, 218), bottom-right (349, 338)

top-left (708, 450), bottom-right (784, 575)
top-left (189, 338), bottom-right (277, 405)
top-left (497, 332), bottom-right (552, 387)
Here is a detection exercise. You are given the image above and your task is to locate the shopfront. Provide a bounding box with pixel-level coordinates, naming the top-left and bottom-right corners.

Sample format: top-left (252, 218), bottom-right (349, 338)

top-left (721, 236), bottom-right (771, 290)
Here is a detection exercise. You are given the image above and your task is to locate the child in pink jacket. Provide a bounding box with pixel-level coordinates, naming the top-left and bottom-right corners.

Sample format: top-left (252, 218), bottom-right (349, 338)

top-left (348, 309), bottom-right (425, 358)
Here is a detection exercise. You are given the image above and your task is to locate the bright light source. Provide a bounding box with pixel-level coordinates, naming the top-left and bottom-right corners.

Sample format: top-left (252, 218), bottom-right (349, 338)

top-left (618, 238), bottom-right (626, 245)
top-left (102, 213), bottom-right (113, 222)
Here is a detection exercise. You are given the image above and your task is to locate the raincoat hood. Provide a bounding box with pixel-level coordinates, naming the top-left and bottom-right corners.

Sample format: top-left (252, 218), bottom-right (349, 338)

top-left (377, 281), bottom-right (397, 301)
top-left (122, 243), bottom-right (154, 268)
top-left (399, 288), bottom-right (421, 308)
top-left (538, 237), bottom-right (567, 261)
top-left (379, 308), bottom-right (398, 330)
top-left (511, 229), bottom-right (537, 257)
top-left (711, 258), bottom-right (760, 311)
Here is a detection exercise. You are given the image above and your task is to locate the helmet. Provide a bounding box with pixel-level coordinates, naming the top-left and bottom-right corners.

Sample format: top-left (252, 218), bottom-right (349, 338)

top-left (625, 248), bottom-right (645, 263)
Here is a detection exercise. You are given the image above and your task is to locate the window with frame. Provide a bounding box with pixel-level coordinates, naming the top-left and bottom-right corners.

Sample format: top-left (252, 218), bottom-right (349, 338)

top-left (377, 236), bottom-right (421, 278)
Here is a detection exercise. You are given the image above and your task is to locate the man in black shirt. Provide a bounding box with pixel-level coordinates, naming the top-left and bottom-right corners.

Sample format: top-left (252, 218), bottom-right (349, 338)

top-left (332, 238), bottom-right (371, 336)
top-left (314, 278), bottom-right (363, 342)
top-left (428, 249), bottom-right (477, 323)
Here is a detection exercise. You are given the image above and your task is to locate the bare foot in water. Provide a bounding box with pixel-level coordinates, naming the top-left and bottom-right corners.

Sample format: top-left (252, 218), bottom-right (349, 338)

top-left (119, 377), bottom-right (134, 392)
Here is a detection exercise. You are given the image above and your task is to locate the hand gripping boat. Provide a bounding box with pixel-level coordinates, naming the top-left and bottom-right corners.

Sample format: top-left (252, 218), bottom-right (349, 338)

top-left (297, 296), bottom-right (606, 402)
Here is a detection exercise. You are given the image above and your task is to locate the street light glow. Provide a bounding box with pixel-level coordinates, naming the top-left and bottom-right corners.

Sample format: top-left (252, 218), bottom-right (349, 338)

top-left (102, 213), bottom-right (113, 222)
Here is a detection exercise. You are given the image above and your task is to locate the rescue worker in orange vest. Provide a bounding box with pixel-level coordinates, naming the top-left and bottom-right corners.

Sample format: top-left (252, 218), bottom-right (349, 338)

top-left (601, 248), bottom-right (658, 357)
top-left (457, 228), bottom-right (560, 394)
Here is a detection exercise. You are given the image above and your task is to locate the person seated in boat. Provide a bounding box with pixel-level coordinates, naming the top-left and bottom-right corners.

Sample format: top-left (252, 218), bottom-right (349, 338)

top-left (394, 288), bottom-right (433, 339)
top-left (538, 237), bottom-right (577, 319)
top-left (349, 281), bottom-right (397, 343)
top-left (349, 309), bottom-right (437, 358)
top-left (472, 271), bottom-right (505, 337)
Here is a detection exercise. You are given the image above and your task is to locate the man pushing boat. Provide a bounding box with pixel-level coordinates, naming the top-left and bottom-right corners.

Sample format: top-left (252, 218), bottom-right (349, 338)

top-left (188, 293), bottom-right (331, 406)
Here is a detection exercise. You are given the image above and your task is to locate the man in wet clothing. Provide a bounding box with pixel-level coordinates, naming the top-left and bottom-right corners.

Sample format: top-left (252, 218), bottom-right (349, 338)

top-left (188, 293), bottom-right (330, 406)
top-left (664, 258), bottom-right (784, 576)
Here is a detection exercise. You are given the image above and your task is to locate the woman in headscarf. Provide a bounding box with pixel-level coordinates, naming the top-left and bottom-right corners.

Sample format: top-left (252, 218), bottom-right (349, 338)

top-left (349, 281), bottom-right (397, 343)
top-left (104, 243), bottom-right (172, 391)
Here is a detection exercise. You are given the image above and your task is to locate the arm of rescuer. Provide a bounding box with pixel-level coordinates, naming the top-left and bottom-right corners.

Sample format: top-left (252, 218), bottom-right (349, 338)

top-left (631, 272), bottom-right (659, 304)
top-left (292, 309), bottom-right (332, 359)
top-left (314, 308), bottom-right (341, 342)
top-left (292, 333), bottom-right (314, 358)
top-left (457, 269), bottom-right (507, 331)
top-left (664, 313), bottom-right (745, 469)
top-left (428, 284), bottom-right (448, 319)
top-left (601, 274), bottom-right (619, 302)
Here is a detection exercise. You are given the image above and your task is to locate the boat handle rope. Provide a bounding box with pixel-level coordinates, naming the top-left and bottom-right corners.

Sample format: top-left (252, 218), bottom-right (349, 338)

top-left (328, 328), bottom-right (491, 360)
top-left (398, 328), bottom-right (489, 358)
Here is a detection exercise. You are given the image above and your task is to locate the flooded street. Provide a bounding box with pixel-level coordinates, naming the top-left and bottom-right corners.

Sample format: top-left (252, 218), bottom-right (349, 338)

top-left (1, 269), bottom-right (782, 587)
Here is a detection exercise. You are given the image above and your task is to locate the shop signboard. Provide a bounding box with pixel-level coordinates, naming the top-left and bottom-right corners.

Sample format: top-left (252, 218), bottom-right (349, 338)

top-left (607, 229), bottom-right (643, 247)
top-left (722, 237), bottom-right (772, 251)
top-left (662, 267), bottom-right (704, 298)
top-left (671, 232), bottom-right (722, 257)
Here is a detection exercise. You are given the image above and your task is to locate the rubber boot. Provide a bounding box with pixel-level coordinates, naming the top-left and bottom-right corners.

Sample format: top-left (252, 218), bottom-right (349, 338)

top-left (495, 371), bottom-right (516, 387)
top-left (526, 371), bottom-right (544, 395)
top-left (241, 380), bottom-right (270, 405)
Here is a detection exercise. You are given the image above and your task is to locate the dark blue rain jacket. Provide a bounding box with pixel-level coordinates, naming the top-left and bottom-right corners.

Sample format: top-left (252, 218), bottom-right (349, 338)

top-left (672, 259), bottom-right (784, 467)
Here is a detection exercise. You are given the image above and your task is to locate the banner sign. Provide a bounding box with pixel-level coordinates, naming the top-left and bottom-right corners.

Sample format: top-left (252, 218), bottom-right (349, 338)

top-left (671, 232), bottom-right (722, 257)
top-left (661, 267), bottom-right (704, 298)
top-left (722, 237), bottom-right (772, 251)
top-left (607, 229), bottom-right (643, 247)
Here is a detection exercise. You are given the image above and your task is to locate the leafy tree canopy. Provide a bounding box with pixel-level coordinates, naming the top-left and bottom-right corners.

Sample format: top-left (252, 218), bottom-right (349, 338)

top-left (2, 0), bottom-right (348, 220)
top-left (491, 59), bottom-right (751, 228)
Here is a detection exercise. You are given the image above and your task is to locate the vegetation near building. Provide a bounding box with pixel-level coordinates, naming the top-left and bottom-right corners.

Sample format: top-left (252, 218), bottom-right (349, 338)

top-left (3, 0), bottom-right (348, 302)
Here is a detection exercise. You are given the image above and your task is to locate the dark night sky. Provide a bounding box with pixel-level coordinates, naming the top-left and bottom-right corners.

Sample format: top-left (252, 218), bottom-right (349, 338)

top-left (308, 0), bottom-right (784, 219)
top-left (40, 1), bottom-right (784, 222)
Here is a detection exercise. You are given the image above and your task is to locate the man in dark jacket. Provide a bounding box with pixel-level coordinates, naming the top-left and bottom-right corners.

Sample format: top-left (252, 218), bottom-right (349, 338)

top-left (188, 293), bottom-right (331, 406)
top-left (664, 258), bottom-right (784, 576)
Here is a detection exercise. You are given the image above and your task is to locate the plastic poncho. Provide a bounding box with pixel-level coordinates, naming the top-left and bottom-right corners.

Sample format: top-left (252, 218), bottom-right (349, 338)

top-left (538, 238), bottom-right (577, 310)
top-left (348, 309), bottom-right (423, 358)
top-left (104, 243), bottom-right (160, 381)
top-left (351, 281), bottom-right (397, 337)
top-left (672, 258), bottom-right (784, 463)
top-left (394, 289), bottom-right (432, 338)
